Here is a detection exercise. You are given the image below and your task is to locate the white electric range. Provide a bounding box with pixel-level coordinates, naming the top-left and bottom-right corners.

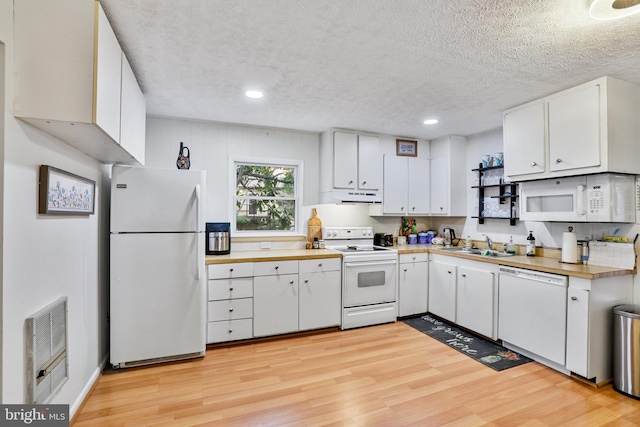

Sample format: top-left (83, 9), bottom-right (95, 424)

top-left (324, 226), bottom-right (398, 329)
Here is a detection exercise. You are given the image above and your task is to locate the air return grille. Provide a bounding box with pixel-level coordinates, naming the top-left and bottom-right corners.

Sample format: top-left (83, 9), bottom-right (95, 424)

top-left (25, 297), bottom-right (68, 404)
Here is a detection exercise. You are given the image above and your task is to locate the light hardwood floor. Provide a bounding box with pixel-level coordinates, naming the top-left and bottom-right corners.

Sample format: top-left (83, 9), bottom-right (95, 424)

top-left (73, 321), bottom-right (640, 426)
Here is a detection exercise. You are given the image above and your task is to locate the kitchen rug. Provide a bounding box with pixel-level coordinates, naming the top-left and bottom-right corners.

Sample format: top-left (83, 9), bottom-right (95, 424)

top-left (402, 314), bottom-right (533, 371)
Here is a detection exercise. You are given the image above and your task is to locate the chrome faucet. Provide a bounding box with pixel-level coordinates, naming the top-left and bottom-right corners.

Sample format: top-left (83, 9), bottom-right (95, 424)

top-left (482, 234), bottom-right (493, 250)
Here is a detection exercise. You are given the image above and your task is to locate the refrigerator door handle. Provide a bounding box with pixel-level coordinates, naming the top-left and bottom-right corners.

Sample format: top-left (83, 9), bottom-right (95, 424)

top-left (195, 184), bottom-right (202, 281)
top-left (195, 184), bottom-right (202, 232)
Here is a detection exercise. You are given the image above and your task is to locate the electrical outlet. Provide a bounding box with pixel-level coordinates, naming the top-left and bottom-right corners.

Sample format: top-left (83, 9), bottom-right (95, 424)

top-left (260, 242), bottom-right (271, 249)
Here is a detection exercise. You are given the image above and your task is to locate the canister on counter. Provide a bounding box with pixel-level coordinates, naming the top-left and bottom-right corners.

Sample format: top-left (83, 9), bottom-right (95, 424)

top-left (408, 234), bottom-right (417, 245)
top-left (417, 232), bottom-right (428, 244)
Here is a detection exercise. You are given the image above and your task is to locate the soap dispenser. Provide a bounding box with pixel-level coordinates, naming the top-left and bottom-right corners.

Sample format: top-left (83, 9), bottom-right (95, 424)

top-left (506, 236), bottom-right (516, 254)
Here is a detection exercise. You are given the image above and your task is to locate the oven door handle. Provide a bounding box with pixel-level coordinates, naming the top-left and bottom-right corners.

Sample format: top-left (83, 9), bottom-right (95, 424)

top-left (344, 260), bottom-right (397, 268)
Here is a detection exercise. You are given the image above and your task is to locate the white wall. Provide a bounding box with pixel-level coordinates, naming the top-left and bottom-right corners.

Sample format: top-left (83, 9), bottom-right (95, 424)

top-left (145, 117), bottom-right (435, 248)
top-left (1, 0), bottom-right (109, 413)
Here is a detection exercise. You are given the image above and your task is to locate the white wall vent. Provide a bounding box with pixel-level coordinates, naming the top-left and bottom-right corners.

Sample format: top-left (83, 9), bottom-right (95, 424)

top-left (25, 297), bottom-right (68, 404)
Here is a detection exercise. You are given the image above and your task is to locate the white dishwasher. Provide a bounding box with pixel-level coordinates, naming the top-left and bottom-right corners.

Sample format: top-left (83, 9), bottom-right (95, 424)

top-left (498, 266), bottom-right (568, 367)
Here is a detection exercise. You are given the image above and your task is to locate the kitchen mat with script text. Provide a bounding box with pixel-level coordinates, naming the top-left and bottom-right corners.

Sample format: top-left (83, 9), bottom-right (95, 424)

top-left (403, 314), bottom-right (533, 371)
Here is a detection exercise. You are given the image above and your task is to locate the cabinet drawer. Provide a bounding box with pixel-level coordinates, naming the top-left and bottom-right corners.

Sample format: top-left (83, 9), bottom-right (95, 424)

top-left (253, 260), bottom-right (298, 276)
top-left (207, 298), bottom-right (253, 321)
top-left (208, 262), bottom-right (253, 279)
top-left (208, 278), bottom-right (253, 301)
top-left (207, 319), bottom-right (253, 343)
top-left (399, 253), bottom-right (428, 264)
top-left (299, 258), bottom-right (341, 274)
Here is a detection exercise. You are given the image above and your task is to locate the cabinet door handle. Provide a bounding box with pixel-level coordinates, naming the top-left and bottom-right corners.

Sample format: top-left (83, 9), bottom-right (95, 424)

top-left (531, 161), bottom-right (537, 167)
top-left (229, 287), bottom-right (234, 291)
top-left (228, 329), bottom-right (233, 333)
top-left (229, 308), bottom-right (234, 312)
top-left (304, 279), bottom-right (309, 283)
top-left (556, 158), bottom-right (563, 163)
top-left (289, 280), bottom-right (294, 284)
top-left (571, 296), bottom-right (578, 301)
top-left (362, 181), bottom-right (367, 185)
top-left (404, 268), bottom-right (408, 272)
top-left (462, 274), bottom-right (466, 278)
top-left (440, 207), bottom-right (444, 211)
top-left (348, 180), bottom-right (353, 185)
top-left (412, 207), bottom-right (416, 211)
top-left (447, 270), bottom-right (452, 274)
top-left (401, 206), bottom-right (404, 211)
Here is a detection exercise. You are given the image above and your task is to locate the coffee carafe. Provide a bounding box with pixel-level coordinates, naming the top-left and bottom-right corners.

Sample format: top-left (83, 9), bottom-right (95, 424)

top-left (443, 227), bottom-right (456, 246)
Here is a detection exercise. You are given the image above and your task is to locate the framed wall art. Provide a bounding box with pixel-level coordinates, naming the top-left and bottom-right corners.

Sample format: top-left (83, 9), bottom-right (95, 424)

top-left (396, 139), bottom-right (418, 157)
top-left (39, 165), bottom-right (95, 215)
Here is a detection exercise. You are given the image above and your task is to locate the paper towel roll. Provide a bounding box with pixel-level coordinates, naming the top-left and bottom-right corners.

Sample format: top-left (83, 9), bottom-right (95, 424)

top-left (562, 232), bottom-right (579, 263)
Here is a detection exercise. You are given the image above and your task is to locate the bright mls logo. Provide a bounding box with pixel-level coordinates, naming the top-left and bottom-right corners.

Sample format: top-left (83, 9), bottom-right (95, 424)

top-left (1, 405), bottom-right (68, 426)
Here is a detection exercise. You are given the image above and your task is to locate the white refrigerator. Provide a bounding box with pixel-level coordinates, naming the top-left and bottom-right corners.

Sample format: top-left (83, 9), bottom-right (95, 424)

top-left (110, 165), bottom-right (206, 369)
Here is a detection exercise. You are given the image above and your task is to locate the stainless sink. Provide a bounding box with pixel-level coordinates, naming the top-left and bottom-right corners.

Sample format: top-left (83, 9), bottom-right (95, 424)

top-left (435, 247), bottom-right (517, 257)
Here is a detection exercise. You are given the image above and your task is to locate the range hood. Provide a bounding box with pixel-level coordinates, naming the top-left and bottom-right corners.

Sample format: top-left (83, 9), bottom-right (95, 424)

top-left (321, 189), bottom-right (382, 204)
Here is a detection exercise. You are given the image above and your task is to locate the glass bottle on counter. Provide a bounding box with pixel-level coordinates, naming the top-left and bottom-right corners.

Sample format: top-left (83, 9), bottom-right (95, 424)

top-left (526, 231), bottom-right (536, 256)
top-left (506, 236), bottom-right (516, 254)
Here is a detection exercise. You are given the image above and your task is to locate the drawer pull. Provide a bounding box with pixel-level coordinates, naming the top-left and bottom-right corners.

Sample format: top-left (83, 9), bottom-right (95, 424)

top-left (275, 266), bottom-right (279, 270)
top-left (571, 296), bottom-right (578, 301)
top-left (447, 270), bottom-right (452, 274)
top-left (556, 158), bottom-right (563, 163)
top-left (412, 256), bottom-right (416, 260)
top-left (229, 308), bottom-right (234, 312)
top-left (289, 280), bottom-right (294, 284)
top-left (228, 329), bottom-right (233, 333)
top-left (404, 268), bottom-right (408, 272)
top-left (305, 279), bottom-right (309, 283)
top-left (229, 268), bottom-right (234, 272)
top-left (318, 263), bottom-right (323, 267)
top-left (229, 287), bottom-right (234, 291)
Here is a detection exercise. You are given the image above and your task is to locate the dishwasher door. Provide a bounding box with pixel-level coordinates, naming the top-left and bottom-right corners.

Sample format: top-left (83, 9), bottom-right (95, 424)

top-left (498, 266), bottom-right (568, 365)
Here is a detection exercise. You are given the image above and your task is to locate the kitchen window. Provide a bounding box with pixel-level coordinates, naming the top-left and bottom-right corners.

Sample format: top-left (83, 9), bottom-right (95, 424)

top-left (231, 158), bottom-right (302, 235)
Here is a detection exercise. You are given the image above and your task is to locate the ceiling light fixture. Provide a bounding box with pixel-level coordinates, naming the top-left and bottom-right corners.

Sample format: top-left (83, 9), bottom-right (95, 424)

top-left (589, 0), bottom-right (640, 20)
top-left (423, 119), bottom-right (438, 125)
top-left (245, 90), bottom-right (264, 99)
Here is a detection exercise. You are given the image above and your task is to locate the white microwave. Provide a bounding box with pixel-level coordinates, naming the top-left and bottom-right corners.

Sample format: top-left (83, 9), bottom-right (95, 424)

top-left (519, 174), bottom-right (636, 223)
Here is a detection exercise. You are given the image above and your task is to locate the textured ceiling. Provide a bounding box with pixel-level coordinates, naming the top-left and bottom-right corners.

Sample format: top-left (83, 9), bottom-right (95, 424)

top-left (100, 0), bottom-right (640, 140)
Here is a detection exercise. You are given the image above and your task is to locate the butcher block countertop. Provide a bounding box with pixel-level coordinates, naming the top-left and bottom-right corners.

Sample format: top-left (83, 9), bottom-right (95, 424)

top-left (400, 244), bottom-right (635, 280)
top-left (205, 246), bottom-right (634, 279)
top-left (205, 249), bottom-right (342, 265)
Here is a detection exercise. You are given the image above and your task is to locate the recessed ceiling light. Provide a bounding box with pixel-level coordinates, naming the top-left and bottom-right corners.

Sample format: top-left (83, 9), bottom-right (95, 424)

top-left (245, 90), bottom-right (264, 99)
top-left (589, 0), bottom-right (640, 20)
top-left (423, 119), bottom-right (438, 125)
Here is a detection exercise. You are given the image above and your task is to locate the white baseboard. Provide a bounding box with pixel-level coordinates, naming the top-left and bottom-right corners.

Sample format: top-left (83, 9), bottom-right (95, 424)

top-left (70, 354), bottom-right (108, 418)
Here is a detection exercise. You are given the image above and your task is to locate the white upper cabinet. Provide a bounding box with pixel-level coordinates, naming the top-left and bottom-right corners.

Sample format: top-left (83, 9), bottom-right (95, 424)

top-left (320, 130), bottom-right (382, 203)
top-left (382, 155), bottom-right (430, 215)
top-left (358, 135), bottom-right (382, 191)
top-left (503, 102), bottom-right (546, 178)
top-left (429, 136), bottom-right (467, 216)
top-left (504, 76), bottom-right (640, 182)
top-left (120, 54), bottom-right (147, 165)
top-left (13, 0), bottom-right (145, 165)
top-left (333, 132), bottom-right (358, 189)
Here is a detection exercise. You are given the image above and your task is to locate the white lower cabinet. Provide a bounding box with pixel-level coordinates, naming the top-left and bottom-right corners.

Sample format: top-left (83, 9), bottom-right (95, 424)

top-left (428, 256), bottom-right (457, 322)
top-left (299, 258), bottom-right (341, 330)
top-left (565, 275), bottom-right (632, 383)
top-left (208, 257), bottom-right (341, 342)
top-left (207, 263), bottom-right (254, 344)
top-left (398, 253), bottom-right (428, 316)
top-left (456, 262), bottom-right (497, 340)
top-left (253, 260), bottom-right (299, 337)
top-left (428, 254), bottom-right (497, 339)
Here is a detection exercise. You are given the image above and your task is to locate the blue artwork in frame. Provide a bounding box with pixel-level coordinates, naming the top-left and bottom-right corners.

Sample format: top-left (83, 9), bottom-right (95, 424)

top-left (38, 165), bottom-right (95, 215)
